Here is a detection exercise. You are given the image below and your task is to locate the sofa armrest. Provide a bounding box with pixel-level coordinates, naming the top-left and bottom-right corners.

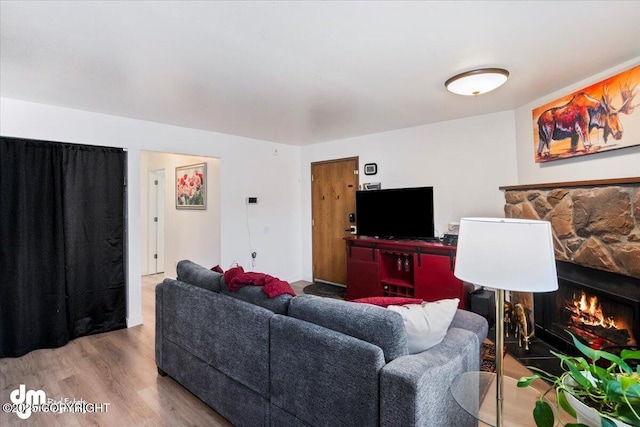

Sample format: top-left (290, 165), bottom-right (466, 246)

top-left (380, 327), bottom-right (480, 427)
top-left (450, 309), bottom-right (489, 345)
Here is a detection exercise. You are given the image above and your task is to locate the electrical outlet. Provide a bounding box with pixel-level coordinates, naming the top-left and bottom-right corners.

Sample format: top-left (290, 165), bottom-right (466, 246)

top-left (246, 197), bottom-right (258, 204)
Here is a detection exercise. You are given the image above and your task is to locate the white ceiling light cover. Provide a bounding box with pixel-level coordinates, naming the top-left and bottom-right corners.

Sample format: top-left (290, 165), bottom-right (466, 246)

top-left (445, 68), bottom-right (510, 96)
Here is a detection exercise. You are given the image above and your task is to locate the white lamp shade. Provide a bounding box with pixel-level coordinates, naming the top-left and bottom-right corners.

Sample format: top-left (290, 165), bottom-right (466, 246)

top-left (454, 218), bottom-right (558, 292)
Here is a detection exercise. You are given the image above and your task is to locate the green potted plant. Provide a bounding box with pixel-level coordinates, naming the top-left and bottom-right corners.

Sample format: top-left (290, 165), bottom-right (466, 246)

top-left (517, 332), bottom-right (640, 427)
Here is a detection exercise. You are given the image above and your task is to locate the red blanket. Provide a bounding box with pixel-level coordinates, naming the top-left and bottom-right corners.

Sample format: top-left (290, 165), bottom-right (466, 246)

top-left (223, 267), bottom-right (295, 298)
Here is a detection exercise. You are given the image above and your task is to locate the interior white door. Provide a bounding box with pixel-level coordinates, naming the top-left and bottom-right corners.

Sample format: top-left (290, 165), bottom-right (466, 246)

top-left (148, 169), bottom-right (165, 274)
top-left (155, 170), bottom-right (165, 274)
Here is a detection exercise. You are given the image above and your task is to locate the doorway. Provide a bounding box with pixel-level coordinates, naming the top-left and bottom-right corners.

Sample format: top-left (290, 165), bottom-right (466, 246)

top-left (311, 157), bottom-right (359, 285)
top-left (148, 169), bottom-right (165, 274)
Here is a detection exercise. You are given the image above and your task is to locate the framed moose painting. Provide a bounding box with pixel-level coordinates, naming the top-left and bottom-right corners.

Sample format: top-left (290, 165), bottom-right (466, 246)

top-left (532, 65), bottom-right (639, 163)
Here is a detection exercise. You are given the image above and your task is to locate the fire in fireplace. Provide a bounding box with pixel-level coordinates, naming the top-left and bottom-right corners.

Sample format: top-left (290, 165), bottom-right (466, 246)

top-left (564, 289), bottom-right (636, 347)
top-left (535, 261), bottom-right (640, 352)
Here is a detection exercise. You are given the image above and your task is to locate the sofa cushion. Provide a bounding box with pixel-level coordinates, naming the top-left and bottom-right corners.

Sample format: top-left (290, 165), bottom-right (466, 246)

top-left (387, 298), bottom-right (459, 354)
top-left (220, 278), bottom-right (292, 315)
top-left (176, 260), bottom-right (222, 292)
top-left (287, 295), bottom-right (408, 362)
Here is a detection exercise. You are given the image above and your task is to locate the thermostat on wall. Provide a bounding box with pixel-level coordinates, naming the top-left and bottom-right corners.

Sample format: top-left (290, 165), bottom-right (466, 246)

top-left (246, 197), bottom-right (258, 204)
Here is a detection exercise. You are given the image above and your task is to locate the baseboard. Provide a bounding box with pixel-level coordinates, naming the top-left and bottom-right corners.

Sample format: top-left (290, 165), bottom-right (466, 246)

top-left (314, 279), bottom-right (346, 287)
top-left (127, 314), bottom-right (144, 327)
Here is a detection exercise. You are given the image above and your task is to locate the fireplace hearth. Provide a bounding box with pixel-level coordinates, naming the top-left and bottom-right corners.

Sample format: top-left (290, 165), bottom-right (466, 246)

top-left (534, 261), bottom-right (640, 353)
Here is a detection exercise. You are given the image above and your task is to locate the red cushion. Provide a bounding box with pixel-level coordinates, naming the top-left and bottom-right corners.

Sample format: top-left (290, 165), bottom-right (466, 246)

top-left (211, 265), bottom-right (224, 273)
top-left (351, 296), bottom-right (423, 307)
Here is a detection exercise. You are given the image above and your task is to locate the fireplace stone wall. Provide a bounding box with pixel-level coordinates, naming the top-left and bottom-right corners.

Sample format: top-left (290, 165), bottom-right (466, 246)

top-left (502, 178), bottom-right (640, 279)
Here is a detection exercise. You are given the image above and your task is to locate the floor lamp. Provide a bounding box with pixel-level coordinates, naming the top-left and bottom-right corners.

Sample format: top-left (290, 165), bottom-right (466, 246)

top-left (454, 218), bottom-right (558, 427)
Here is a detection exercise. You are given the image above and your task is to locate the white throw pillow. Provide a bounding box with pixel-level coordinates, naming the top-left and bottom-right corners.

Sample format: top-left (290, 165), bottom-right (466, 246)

top-left (387, 298), bottom-right (459, 354)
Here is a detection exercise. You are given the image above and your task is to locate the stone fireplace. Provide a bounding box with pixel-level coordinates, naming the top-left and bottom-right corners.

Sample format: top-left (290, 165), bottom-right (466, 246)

top-left (501, 177), bottom-right (640, 352)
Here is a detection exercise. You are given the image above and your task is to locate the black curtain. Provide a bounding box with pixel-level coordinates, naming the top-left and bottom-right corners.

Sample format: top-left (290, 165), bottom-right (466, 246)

top-left (0, 137), bottom-right (126, 358)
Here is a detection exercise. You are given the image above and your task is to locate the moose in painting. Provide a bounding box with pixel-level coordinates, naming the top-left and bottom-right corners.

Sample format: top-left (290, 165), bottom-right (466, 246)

top-left (536, 83), bottom-right (637, 158)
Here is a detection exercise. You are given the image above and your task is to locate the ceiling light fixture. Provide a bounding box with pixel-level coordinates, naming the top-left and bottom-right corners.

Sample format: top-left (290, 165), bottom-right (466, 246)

top-left (445, 68), bottom-right (510, 96)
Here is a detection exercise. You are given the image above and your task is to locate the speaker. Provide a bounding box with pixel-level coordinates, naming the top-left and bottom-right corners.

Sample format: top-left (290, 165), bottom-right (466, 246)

top-left (469, 288), bottom-right (495, 327)
top-left (442, 234), bottom-right (458, 246)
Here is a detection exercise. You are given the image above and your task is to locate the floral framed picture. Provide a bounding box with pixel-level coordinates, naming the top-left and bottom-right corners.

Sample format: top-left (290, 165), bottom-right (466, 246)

top-left (176, 163), bottom-right (206, 209)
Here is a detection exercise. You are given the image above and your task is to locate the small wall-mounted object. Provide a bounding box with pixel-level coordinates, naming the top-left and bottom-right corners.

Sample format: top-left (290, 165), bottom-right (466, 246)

top-left (363, 182), bottom-right (381, 191)
top-left (442, 234), bottom-right (458, 246)
top-left (364, 163), bottom-right (377, 175)
top-left (246, 197), bottom-right (258, 204)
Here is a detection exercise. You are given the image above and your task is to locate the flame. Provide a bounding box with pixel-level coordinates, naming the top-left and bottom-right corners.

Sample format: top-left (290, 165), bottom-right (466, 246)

top-left (567, 291), bottom-right (618, 329)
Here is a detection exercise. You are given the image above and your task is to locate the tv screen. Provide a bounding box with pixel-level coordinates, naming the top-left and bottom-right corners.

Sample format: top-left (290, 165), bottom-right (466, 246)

top-left (356, 186), bottom-right (435, 240)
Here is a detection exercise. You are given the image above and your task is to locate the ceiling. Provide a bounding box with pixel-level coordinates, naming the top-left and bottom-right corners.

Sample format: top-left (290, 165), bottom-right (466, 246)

top-left (1, 1), bottom-right (639, 146)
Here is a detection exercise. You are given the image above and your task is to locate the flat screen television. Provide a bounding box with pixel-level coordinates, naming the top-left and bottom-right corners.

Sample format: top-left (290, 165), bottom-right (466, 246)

top-left (356, 186), bottom-right (435, 240)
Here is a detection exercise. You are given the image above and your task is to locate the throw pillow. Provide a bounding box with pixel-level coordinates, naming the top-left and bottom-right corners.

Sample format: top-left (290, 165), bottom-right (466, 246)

top-left (387, 298), bottom-right (459, 354)
top-left (351, 296), bottom-right (423, 308)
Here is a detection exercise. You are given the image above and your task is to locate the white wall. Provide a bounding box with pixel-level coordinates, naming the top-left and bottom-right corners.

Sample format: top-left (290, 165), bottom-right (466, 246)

top-left (0, 97), bottom-right (303, 327)
top-left (300, 111), bottom-right (519, 281)
top-left (11, 53), bottom-right (638, 319)
top-left (140, 151), bottom-right (221, 277)
top-left (515, 56), bottom-right (640, 184)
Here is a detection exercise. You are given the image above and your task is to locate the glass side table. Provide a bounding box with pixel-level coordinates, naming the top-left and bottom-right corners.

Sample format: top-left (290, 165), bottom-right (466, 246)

top-left (450, 371), bottom-right (549, 427)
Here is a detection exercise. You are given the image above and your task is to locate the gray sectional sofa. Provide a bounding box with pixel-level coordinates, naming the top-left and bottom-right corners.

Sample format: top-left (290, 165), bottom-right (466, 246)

top-left (155, 260), bottom-right (488, 427)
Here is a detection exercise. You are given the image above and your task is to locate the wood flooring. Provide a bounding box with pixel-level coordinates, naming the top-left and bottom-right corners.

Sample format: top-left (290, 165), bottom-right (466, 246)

top-left (0, 274), bottom-right (232, 427)
top-left (1, 276), bottom-right (552, 426)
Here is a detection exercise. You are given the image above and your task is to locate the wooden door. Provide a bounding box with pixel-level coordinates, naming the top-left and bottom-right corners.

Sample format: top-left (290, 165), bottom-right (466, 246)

top-left (311, 157), bottom-right (358, 285)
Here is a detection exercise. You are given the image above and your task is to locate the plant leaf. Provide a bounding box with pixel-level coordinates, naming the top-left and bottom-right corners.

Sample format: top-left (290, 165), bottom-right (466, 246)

top-left (566, 332), bottom-right (631, 372)
top-left (624, 382), bottom-right (640, 398)
top-left (571, 333), bottom-right (599, 361)
top-left (600, 417), bottom-right (617, 427)
top-left (620, 349), bottom-right (640, 361)
top-left (550, 351), bottom-right (589, 371)
top-left (591, 364), bottom-right (610, 380)
top-left (558, 390), bottom-right (577, 418)
top-left (599, 351), bottom-right (632, 374)
top-left (605, 381), bottom-right (628, 404)
top-left (565, 360), bottom-right (592, 389)
top-left (526, 366), bottom-right (561, 383)
top-left (518, 375), bottom-right (542, 387)
top-left (615, 405), bottom-right (640, 426)
top-left (533, 400), bottom-right (554, 427)
top-left (621, 375), bottom-right (637, 392)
